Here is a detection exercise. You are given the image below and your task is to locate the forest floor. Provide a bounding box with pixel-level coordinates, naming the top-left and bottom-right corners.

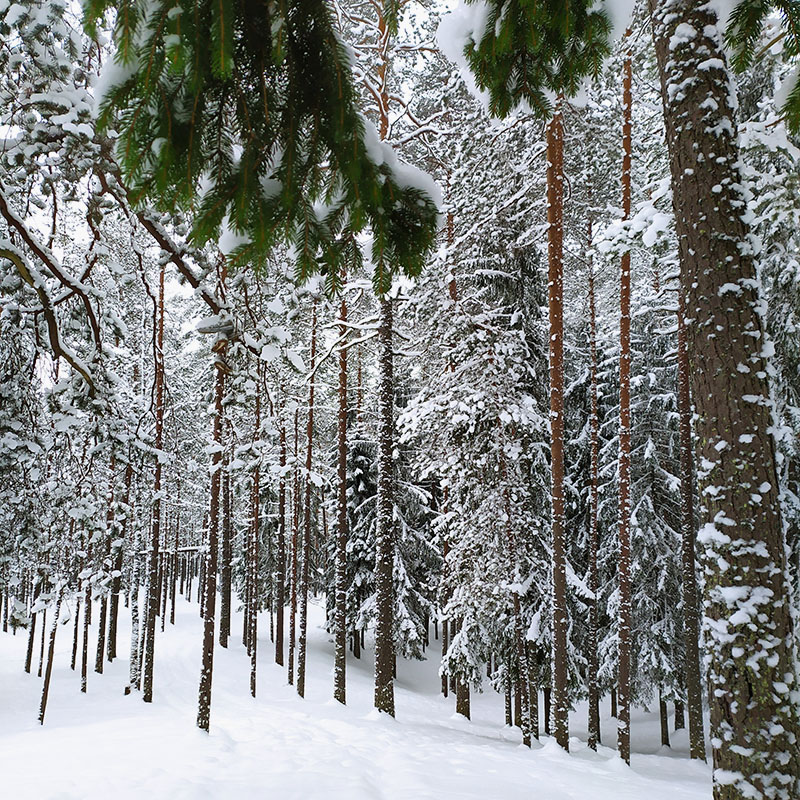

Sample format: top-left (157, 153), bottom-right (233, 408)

top-left (1, 596), bottom-right (711, 799)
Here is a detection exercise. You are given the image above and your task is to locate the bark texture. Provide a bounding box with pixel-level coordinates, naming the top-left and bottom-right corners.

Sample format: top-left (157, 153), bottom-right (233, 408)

top-left (617, 41), bottom-right (633, 767)
top-left (649, 2), bottom-right (800, 795)
top-left (373, 297), bottom-right (395, 717)
top-left (546, 105), bottom-right (569, 752)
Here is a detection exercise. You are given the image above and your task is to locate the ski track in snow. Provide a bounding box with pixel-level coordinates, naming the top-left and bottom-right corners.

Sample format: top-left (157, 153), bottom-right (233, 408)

top-left (0, 597), bottom-right (711, 799)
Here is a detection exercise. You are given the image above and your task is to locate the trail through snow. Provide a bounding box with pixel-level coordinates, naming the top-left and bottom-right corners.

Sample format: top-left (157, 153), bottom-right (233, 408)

top-left (1, 596), bottom-right (711, 799)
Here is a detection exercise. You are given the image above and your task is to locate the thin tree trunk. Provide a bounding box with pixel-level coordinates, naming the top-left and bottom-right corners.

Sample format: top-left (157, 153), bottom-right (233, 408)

top-left (617, 38), bottom-right (634, 767)
top-left (143, 262), bottom-right (166, 704)
top-left (527, 643), bottom-right (539, 741)
top-left (543, 686), bottom-right (551, 736)
top-left (298, 301), bottom-right (317, 698)
top-left (108, 462), bottom-right (132, 661)
top-left (275, 409), bottom-right (286, 666)
top-left (546, 103), bottom-right (569, 752)
top-left (288, 407), bottom-right (299, 685)
top-left (25, 584), bottom-right (38, 674)
top-left (38, 596), bottom-right (61, 725)
top-left (220, 461), bottom-right (232, 648)
top-left (81, 581), bottom-right (90, 692)
top-left (170, 485), bottom-right (179, 627)
top-left (197, 333), bottom-right (226, 731)
top-left (38, 607), bottom-right (46, 677)
top-left (649, 2), bottom-right (800, 794)
top-left (333, 294), bottom-right (348, 705)
top-left (587, 208), bottom-right (601, 752)
top-left (71, 595), bottom-right (80, 671)
top-left (677, 289), bottom-right (706, 760)
top-left (249, 379), bottom-right (261, 698)
top-left (374, 297), bottom-right (395, 717)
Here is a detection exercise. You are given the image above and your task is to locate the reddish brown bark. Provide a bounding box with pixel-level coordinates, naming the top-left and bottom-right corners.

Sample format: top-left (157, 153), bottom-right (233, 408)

top-left (617, 41), bottom-right (633, 766)
top-left (547, 104), bottom-right (569, 752)
top-left (143, 262), bottom-right (166, 703)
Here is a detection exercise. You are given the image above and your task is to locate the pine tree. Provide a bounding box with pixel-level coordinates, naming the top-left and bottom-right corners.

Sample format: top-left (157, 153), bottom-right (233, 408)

top-left (649, 2), bottom-right (800, 795)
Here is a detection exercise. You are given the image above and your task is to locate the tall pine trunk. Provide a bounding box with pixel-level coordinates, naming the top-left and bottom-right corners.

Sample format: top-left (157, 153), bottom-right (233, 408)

top-left (249, 385), bottom-right (261, 697)
top-left (373, 297), bottom-right (395, 716)
top-left (677, 289), bottom-right (706, 761)
top-left (649, 2), bottom-right (800, 794)
top-left (197, 333), bottom-right (226, 731)
top-left (38, 595), bottom-right (61, 725)
top-left (333, 295), bottom-right (348, 704)
top-left (288, 408), bottom-right (299, 685)
top-left (298, 301), bottom-right (317, 698)
top-left (143, 263), bottom-right (166, 704)
top-left (546, 104), bottom-right (569, 752)
top-left (275, 409), bottom-right (286, 666)
top-left (219, 460), bottom-right (232, 648)
top-left (108, 462), bottom-right (132, 661)
top-left (617, 41), bottom-right (633, 766)
top-left (587, 213), bottom-right (601, 751)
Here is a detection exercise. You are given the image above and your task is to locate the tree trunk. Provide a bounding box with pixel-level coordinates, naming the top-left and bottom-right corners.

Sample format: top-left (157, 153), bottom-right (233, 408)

top-left (298, 301), bottom-right (317, 699)
top-left (456, 675), bottom-right (470, 720)
top-left (660, 692), bottom-right (671, 748)
top-left (546, 104), bottom-right (569, 752)
top-left (38, 596), bottom-right (61, 725)
top-left (24, 583), bottom-right (38, 674)
top-left (288, 407), bottom-right (299, 685)
top-left (675, 699), bottom-right (686, 731)
top-left (373, 297), bottom-right (395, 717)
top-left (543, 686), bottom-right (551, 736)
top-left (677, 289), bottom-right (706, 759)
top-left (441, 606), bottom-right (449, 698)
top-left (249, 383), bottom-right (261, 698)
top-left (143, 262), bottom-right (166, 704)
top-left (527, 642), bottom-right (540, 741)
top-left (108, 462), bottom-right (132, 661)
top-left (617, 39), bottom-right (634, 767)
top-left (81, 581), bottom-right (90, 692)
top-left (333, 294), bottom-right (348, 705)
top-left (219, 459), bottom-right (232, 648)
top-left (649, 2), bottom-right (800, 794)
top-left (276, 410), bottom-right (286, 666)
top-left (37, 607), bottom-right (46, 677)
top-left (71, 595), bottom-right (80, 671)
top-left (197, 334), bottom-right (226, 732)
top-left (587, 214), bottom-right (601, 751)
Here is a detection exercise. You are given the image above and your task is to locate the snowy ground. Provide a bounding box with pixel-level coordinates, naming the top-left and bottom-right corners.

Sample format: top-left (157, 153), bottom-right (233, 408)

top-left (1, 596), bottom-right (711, 799)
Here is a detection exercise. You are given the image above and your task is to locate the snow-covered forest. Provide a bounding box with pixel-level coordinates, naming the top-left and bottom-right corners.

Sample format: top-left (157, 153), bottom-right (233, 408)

top-left (1, 1), bottom-right (799, 798)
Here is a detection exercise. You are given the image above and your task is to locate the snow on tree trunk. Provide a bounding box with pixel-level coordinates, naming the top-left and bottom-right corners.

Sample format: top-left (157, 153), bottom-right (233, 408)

top-left (587, 219), bottom-right (601, 752)
top-left (143, 263), bottom-right (166, 704)
top-left (649, 1), bottom-right (800, 795)
top-left (677, 288), bottom-right (706, 761)
top-left (374, 296), bottom-right (396, 717)
top-left (547, 104), bottom-right (569, 753)
top-left (197, 334), bottom-right (226, 732)
top-left (276, 409), bottom-right (287, 667)
top-left (617, 38), bottom-right (633, 767)
top-left (298, 300), bottom-right (317, 699)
